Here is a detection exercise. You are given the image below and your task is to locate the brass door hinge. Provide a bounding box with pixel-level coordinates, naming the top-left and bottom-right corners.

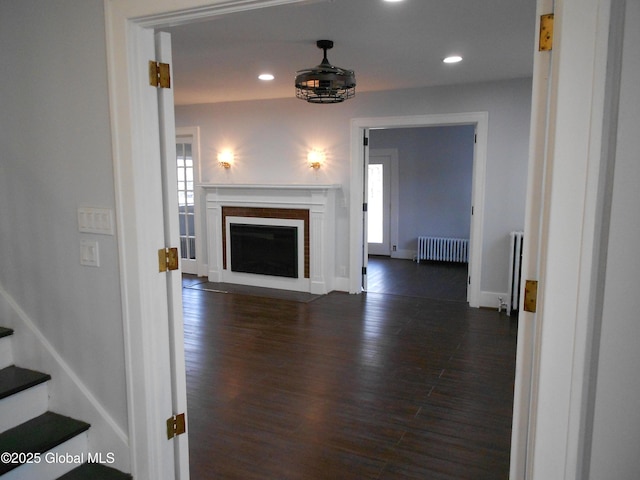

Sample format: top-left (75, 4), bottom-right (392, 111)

top-left (523, 280), bottom-right (538, 313)
top-left (167, 413), bottom-right (186, 439)
top-left (149, 61), bottom-right (171, 88)
top-left (158, 247), bottom-right (179, 272)
top-left (539, 14), bottom-right (554, 51)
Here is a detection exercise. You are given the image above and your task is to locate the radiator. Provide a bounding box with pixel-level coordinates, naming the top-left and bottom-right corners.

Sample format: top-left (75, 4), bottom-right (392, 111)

top-left (507, 231), bottom-right (524, 315)
top-left (417, 236), bottom-right (469, 263)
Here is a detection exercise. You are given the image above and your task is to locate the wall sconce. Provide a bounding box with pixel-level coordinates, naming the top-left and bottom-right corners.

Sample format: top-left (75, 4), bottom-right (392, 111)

top-left (217, 150), bottom-right (234, 169)
top-left (308, 150), bottom-right (325, 170)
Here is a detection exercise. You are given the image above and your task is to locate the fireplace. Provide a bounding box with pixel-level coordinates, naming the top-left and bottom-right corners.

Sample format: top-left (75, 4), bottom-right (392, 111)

top-left (203, 184), bottom-right (339, 294)
top-left (224, 213), bottom-right (305, 288)
top-left (230, 223), bottom-right (298, 278)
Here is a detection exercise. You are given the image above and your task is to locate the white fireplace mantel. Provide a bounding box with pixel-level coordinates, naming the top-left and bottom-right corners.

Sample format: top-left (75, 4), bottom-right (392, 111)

top-left (200, 184), bottom-right (340, 294)
top-left (200, 183), bottom-right (341, 206)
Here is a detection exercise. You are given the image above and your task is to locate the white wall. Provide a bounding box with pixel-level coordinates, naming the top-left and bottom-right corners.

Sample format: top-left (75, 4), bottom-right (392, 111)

top-left (0, 0), bottom-right (129, 468)
top-left (369, 125), bottom-right (475, 251)
top-left (589, 1), bottom-right (640, 477)
top-left (176, 77), bottom-right (532, 299)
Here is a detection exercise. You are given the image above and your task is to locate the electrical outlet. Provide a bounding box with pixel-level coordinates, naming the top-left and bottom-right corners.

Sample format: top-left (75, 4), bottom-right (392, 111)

top-left (392, 245), bottom-right (397, 251)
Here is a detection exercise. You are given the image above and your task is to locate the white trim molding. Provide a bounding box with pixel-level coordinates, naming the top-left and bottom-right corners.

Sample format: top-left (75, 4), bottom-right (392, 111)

top-left (349, 112), bottom-right (488, 309)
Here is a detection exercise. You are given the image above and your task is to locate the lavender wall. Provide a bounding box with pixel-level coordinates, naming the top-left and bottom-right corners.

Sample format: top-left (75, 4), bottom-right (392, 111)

top-left (369, 125), bottom-right (475, 252)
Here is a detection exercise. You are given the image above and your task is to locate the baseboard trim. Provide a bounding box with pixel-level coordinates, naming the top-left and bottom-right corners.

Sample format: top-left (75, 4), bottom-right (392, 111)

top-left (479, 290), bottom-right (509, 310)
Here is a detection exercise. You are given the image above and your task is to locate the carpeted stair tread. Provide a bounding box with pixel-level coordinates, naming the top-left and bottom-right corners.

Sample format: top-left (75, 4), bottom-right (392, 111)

top-left (0, 411), bottom-right (90, 475)
top-left (57, 462), bottom-right (133, 479)
top-left (0, 365), bottom-right (51, 400)
top-left (0, 327), bottom-right (13, 339)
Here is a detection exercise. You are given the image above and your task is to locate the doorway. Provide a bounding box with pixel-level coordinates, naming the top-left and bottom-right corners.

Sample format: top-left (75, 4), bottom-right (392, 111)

top-left (365, 126), bottom-right (475, 301)
top-left (105, 4), bottom-right (513, 479)
top-left (349, 112), bottom-right (488, 308)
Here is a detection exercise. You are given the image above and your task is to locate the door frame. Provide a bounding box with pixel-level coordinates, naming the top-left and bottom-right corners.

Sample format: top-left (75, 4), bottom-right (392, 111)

top-left (349, 113), bottom-right (487, 308)
top-left (104, 0), bottom-right (619, 478)
top-left (511, 0), bottom-right (620, 478)
top-left (104, 1), bottom-right (311, 478)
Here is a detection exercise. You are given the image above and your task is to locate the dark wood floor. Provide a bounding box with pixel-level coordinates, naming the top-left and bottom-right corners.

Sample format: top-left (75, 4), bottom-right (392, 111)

top-left (366, 256), bottom-right (469, 302)
top-left (182, 260), bottom-right (517, 479)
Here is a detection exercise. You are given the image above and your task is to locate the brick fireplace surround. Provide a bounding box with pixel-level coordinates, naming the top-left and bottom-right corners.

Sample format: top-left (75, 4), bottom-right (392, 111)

top-left (221, 206), bottom-right (310, 278)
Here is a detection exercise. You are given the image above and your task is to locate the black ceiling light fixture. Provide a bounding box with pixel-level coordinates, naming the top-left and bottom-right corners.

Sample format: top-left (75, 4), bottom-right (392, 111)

top-left (295, 40), bottom-right (356, 104)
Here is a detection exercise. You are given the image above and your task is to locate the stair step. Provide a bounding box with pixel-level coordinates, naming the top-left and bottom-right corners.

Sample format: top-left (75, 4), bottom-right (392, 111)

top-left (0, 327), bottom-right (13, 339)
top-left (0, 366), bottom-right (51, 400)
top-left (56, 463), bottom-right (132, 480)
top-left (0, 366), bottom-right (49, 432)
top-left (0, 329), bottom-right (13, 370)
top-left (0, 412), bottom-right (90, 476)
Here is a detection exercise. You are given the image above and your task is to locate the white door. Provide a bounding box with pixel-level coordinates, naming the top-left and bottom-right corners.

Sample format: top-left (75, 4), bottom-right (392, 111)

top-left (367, 152), bottom-right (391, 256)
top-left (155, 31), bottom-right (190, 480)
top-left (509, 2), bottom-right (553, 477)
top-left (113, 25), bottom-right (186, 480)
top-left (361, 129), bottom-right (370, 290)
top-left (176, 134), bottom-right (197, 274)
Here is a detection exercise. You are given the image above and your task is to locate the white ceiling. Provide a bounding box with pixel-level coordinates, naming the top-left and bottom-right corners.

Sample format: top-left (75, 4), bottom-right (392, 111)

top-left (164, 0), bottom-right (537, 106)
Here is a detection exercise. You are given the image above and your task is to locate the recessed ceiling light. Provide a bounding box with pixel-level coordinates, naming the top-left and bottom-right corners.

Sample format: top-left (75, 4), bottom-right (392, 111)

top-left (443, 56), bottom-right (463, 64)
top-left (258, 73), bottom-right (275, 81)
top-left (383, 0), bottom-right (404, 3)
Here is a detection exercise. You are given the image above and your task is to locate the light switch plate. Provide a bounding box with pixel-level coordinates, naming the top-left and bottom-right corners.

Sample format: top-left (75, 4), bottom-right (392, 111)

top-left (77, 207), bottom-right (114, 235)
top-left (80, 240), bottom-right (100, 267)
